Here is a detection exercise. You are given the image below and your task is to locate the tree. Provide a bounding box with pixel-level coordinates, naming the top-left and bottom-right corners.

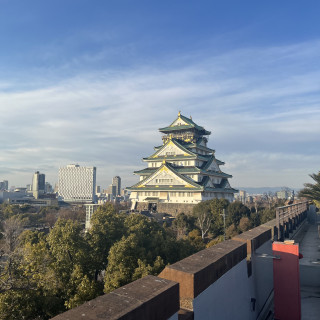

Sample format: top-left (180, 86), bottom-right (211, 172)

top-left (187, 229), bottom-right (206, 251)
top-left (238, 217), bottom-right (252, 233)
top-left (172, 213), bottom-right (195, 239)
top-left (249, 211), bottom-right (260, 228)
top-left (226, 224), bottom-right (238, 238)
top-left (298, 171), bottom-right (320, 208)
top-left (86, 203), bottom-right (125, 278)
top-left (260, 208), bottom-right (276, 224)
top-left (206, 235), bottom-right (224, 248)
top-left (209, 198), bottom-right (229, 238)
top-left (1, 216), bottom-right (24, 253)
top-left (193, 201), bottom-right (213, 239)
top-left (227, 201), bottom-right (250, 227)
top-left (104, 214), bottom-right (198, 293)
top-left (0, 218), bottom-right (102, 319)
top-left (58, 207), bottom-right (85, 222)
top-left (47, 219), bottom-right (91, 279)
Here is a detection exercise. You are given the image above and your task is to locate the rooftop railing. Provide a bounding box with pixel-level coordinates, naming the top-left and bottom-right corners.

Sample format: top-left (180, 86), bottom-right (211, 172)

top-left (276, 201), bottom-right (308, 240)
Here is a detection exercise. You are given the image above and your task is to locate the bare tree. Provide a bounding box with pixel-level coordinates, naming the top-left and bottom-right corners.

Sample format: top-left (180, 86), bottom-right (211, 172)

top-left (0, 217), bottom-right (26, 293)
top-left (196, 211), bottom-right (213, 240)
top-left (2, 216), bottom-right (24, 253)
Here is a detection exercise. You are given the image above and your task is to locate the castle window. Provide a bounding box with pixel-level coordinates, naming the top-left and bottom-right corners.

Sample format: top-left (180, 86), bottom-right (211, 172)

top-left (156, 178), bottom-right (173, 184)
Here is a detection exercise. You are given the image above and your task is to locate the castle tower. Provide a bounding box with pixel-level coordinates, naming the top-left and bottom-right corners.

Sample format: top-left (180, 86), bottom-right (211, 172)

top-left (128, 112), bottom-right (237, 215)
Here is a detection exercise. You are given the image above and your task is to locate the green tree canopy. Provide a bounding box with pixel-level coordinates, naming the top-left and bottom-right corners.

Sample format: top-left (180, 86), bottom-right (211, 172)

top-left (86, 203), bottom-right (125, 277)
top-left (298, 171), bottom-right (320, 207)
top-left (226, 201), bottom-right (250, 227)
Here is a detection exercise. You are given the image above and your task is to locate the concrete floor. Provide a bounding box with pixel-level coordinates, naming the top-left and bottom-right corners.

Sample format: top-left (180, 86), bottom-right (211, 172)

top-left (298, 221), bottom-right (320, 320)
top-left (264, 217), bottom-right (320, 320)
top-left (300, 286), bottom-right (320, 320)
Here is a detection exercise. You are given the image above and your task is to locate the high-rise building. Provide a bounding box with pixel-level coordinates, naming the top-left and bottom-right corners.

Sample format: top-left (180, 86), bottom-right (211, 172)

top-left (239, 190), bottom-right (247, 204)
top-left (107, 184), bottom-right (117, 198)
top-left (58, 164), bottom-right (96, 203)
top-left (32, 171), bottom-right (45, 199)
top-left (112, 176), bottom-right (121, 196)
top-left (0, 180), bottom-right (8, 191)
top-left (45, 182), bottom-right (53, 193)
top-left (128, 112), bottom-right (237, 215)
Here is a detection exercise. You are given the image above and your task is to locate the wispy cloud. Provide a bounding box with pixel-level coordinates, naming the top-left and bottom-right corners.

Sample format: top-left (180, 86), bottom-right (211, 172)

top-left (1, 40), bottom-right (319, 188)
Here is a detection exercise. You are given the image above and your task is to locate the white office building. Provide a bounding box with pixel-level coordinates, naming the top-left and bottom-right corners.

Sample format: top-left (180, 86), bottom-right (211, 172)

top-left (58, 164), bottom-right (96, 203)
top-left (85, 203), bottom-right (100, 231)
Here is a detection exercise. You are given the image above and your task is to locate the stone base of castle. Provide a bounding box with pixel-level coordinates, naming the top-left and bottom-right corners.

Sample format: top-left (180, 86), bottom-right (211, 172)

top-left (135, 202), bottom-right (195, 216)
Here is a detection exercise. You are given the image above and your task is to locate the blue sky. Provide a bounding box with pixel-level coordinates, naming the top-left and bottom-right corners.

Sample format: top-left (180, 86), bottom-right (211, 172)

top-left (0, 0), bottom-right (320, 190)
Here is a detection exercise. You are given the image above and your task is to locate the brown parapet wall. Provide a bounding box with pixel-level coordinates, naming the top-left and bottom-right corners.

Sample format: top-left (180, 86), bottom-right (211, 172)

top-left (261, 219), bottom-right (277, 239)
top-left (159, 240), bottom-right (247, 310)
top-left (232, 225), bottom-right (272, 256)
top-left (51, 275), bottom-right (179, 320)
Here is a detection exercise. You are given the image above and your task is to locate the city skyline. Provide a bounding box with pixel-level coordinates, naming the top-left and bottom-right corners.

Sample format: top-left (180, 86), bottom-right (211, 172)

top-left (1, 1), bottom-right (320, 189)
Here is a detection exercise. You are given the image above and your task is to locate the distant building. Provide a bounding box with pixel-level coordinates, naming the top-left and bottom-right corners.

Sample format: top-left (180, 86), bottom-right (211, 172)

top-left (276, 190), bottom-right (291, 200)
top-left (0, 180), bottom-right (8, 191)
top-left (107, 184), bottom-right (117, 198)
top-left (239, 190), bottom-right (247, 204)
top-left (246, 195), bottom-right (253, 204)
top-left (85, 203), bottom-right (100, 231)
top-left (58, 164), bottom-right (96, 203)
top-left (32, 171), bottom-right (45, 199)
top-left (112, 176), bottom-right (121, 196)
top-left (45, 182), bottom-right (53, 193)
top-left (0, 190), bottom-right (29, 204)
top-left (128, 112), bottom-right (237, 215)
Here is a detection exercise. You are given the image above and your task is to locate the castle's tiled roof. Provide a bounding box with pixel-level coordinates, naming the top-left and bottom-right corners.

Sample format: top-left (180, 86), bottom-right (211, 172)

top-left (159, 114), bottom-right (211, 135)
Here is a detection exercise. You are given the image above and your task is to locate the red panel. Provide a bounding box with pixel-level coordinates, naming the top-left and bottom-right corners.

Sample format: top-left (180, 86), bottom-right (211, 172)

top-left (273, 241), bottom-right (301, 320)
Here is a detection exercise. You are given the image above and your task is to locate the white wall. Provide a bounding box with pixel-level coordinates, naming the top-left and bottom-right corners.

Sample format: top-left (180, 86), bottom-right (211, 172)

top-left (192, 240), bottom-right (274, 320)
top-left (252, 240), bottom-right (274, 315)
top-left (193, 259), bottom-right (256, 320)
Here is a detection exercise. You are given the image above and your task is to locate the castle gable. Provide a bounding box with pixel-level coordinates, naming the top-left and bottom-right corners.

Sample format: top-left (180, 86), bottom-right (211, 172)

top-left (132, 164), bottom-right (200, 189)
top-left (170, 117), bottom-right (189, 127)
top-left (155, 140), bottom-right (192, 157)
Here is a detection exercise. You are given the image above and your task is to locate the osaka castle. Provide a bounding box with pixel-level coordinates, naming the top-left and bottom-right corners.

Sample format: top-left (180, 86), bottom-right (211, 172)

top-left (128, 112), bottom-right (238, 215)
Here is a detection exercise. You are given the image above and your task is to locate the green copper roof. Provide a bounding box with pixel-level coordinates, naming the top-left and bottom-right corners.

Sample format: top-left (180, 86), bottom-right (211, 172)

top-left (134, 166), bottom-right (201, 175)
top-left (128, 162), bottom-right (203, 191)
top-left (148, 138), bottom-right (195, 159)
top-left (184, 142), bottom-right (215, 154)
top-left (144, 197), bottom-right (159, 201)
top-left (201, 155), bottom-right (224, 170)
top-left (134, 166), bottom-right (230, 178)
top-left (143, 153), bottom-right (211, 162)
top-left (159, 113), bottom-right (211, 135)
